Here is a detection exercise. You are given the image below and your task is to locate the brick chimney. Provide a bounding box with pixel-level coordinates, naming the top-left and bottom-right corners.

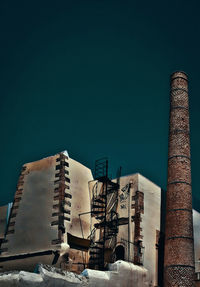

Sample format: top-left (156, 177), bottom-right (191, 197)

top-left (164, 72), bottom-right (195, 286)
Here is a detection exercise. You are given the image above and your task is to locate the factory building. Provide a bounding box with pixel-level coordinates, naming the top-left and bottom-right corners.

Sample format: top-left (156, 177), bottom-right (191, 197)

top-left (0, 71), bottom-right (199, 286)
top-left (0, 152), bottom-right (161, 285)
top-left (88, 169), bottom-right (161, 286)
top-left (0, 150), bottom-right (200, 286)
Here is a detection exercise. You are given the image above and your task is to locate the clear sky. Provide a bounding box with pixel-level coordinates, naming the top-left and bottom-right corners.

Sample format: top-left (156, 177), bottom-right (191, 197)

top-left (0, 0), bottom-right (200, 210)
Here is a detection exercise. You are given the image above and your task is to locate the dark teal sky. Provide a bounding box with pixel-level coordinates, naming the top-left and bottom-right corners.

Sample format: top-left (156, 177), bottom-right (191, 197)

top-left (0, 1), bottom-right (200, 209)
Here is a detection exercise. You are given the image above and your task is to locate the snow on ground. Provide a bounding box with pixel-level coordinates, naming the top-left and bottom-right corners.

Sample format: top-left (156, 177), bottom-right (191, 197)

top-left (0, 261), bottom-right (149, 287)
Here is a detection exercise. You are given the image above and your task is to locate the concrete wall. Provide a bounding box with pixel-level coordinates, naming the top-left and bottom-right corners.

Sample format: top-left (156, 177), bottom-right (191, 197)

top-left (0, 254), bottom-right (55, 272)
top-left (66, 158), bottom-right (93, 239)
top-left (2, 150), bottom-right (200, 285)
top-left (64, 158), bottom-right (93, 272)
top-left (116, 174), bottom-right (137, 263)
top-left (138, 174), bottom-right (161, 287)
top-left (0, 151), bottom-right (93, 272)
top-left (116, 173), bottom-right (161, 287)
top-left (193, 209), bottom-right (200, 274)
top-left (0, 205), bottom-right (8, 240)
top-left (87, 173), bottom-right (161, 285)
top-left (1, 154), bottom-right (59, 257)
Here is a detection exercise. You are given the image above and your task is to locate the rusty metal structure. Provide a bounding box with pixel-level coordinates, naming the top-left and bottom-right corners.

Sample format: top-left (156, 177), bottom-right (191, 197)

top-left (164, 72), bottom-right (195, 286)
top-left (89, 158), bottom-right (119, 270)
top-left (133, 190), bottom-right (144, 265)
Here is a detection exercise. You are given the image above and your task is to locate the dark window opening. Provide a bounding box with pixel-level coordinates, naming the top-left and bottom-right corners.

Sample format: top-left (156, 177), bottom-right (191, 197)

top-left (115, 245), bottom-right (125, 261)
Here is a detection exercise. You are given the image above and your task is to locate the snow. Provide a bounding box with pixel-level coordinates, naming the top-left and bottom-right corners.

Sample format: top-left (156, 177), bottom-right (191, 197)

top-left (0, 261), bottom-right (149, 287)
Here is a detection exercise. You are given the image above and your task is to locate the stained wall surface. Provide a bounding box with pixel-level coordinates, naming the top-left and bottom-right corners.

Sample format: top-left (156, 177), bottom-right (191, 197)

top-left (193, 209), bottom-right (200, 274)
top-left (64, 158), bottom-right (93, 272)
top-left (116, 173), bottom-right (161, 286)
top-left (0, 151), bottom-right (93, 272)
top-left (0, 205), bottom-right (8, 240)
top-left (66, 158), bottom-right (93, 239)
top-left (116, 174), bottom-right (137, 263)
top-left (1, 154), bottom-right (60, 256)
top-left (88, 173), bottom-right (161, 284)
top-left (138, 173), bottom-right (161, 287)
top-left (0, 149), bottom-right (199, 281)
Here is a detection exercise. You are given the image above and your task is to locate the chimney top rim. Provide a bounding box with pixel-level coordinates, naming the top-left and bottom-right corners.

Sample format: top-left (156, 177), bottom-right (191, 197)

top-left (171, 71), bottom-right (188, 80)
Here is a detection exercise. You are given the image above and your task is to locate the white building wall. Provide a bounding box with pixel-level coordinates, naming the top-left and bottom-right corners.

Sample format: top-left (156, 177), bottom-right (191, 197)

top-left (1, 154), bottom-right (59, 256)
top-left (116, 173), bottom-right (161, 286)
top-left (116, 174), bottom-right (138, 262)
top-left (137, 174), bottom-right (161, 287)
top-left (65, 158), bottom-right (93, 239)
top-left (193, 209), bottom-right (200, 274)
top-left (0, 151), bottom-right (93, 272)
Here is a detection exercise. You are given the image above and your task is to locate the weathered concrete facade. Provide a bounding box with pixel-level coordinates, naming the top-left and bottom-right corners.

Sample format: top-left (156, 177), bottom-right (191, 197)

top-left (0, 151), bottom-right (93, 272)
top-left (89, 173), bottom-right (161, 286)
top-left (0, 148), bottom-right (200, 286)
top-left (116, 174), bottom-right (161, 286)
top-left (0, 68), bottom-right (199, 286)
top-left (0, 205), bottom-right (9, 241)
top-left (164, 72), bottom-right (195, 286)
top-left (193, 210), bottom-right (200, 283)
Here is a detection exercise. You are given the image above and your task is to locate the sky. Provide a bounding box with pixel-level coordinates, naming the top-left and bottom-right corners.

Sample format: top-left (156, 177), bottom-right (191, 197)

top-left (0, 0), bottom-right (200, 210)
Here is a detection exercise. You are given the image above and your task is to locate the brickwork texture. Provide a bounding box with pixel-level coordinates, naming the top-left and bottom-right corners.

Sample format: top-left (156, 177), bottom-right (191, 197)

top-left (164, 72), bottom-right (195, 286)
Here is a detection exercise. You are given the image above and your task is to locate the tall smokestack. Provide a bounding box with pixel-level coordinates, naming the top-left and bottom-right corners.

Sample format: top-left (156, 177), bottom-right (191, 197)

top-left (164, 71), bottom-right (195, 286)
